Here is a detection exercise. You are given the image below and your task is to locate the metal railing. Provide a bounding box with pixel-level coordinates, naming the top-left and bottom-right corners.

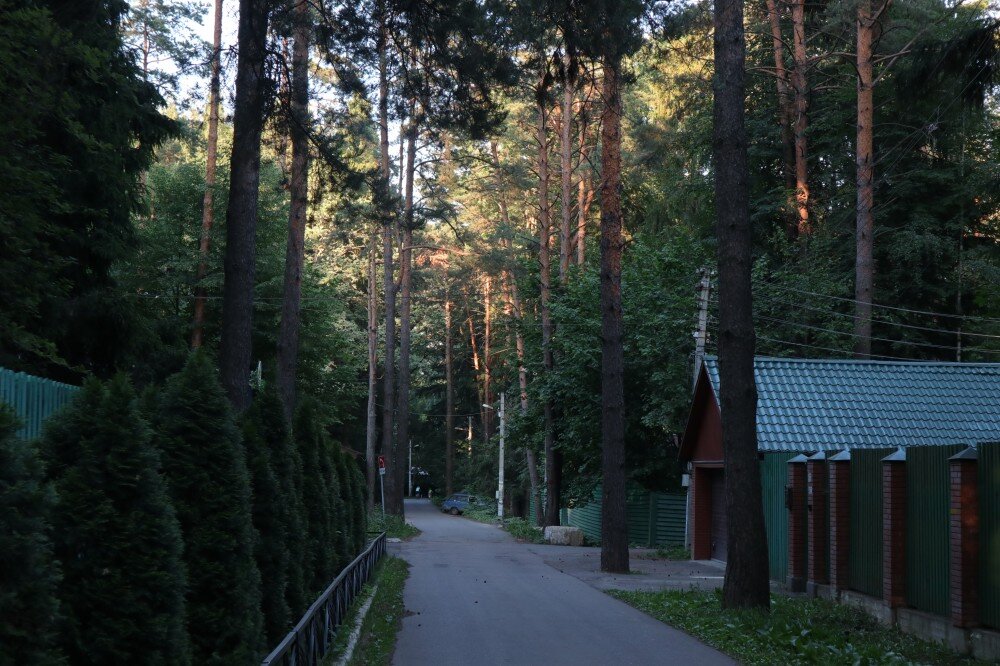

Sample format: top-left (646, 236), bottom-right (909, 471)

top-left (262, 532), bottom-right (388, 666)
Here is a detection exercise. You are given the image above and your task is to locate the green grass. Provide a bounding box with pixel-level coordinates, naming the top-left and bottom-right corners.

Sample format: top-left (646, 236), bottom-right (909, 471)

top-left (322, 557), bottom-right (409, 666)
top-left (635, 545), bottom-right (691, 560)
top-left (610, 589), bottom-right (977, 665)
top-left (460, 506), bottom-right (545, 543)
top-left (367, 510), bottom-right (420, 540)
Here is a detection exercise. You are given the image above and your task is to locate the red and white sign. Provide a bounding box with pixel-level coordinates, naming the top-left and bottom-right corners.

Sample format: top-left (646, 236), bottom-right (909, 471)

top-left (378, 455), bottom-right (386, 475)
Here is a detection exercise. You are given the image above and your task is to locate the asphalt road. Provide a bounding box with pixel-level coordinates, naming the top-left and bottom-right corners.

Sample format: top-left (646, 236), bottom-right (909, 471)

top-left (392, 499), bottom-right (733, 666)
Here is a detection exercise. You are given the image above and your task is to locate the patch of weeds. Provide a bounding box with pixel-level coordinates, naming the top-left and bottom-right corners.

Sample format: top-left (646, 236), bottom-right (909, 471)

top-left (343, 557), bottom-right (409, 666)
top-left (609, 588), bottom-right (980, 665)
top-left (636, 545), bottom-right (690, 560)
top-left (503, 517), bottom-right (545, 543)
top-left (367, 510), bottom-right (420, 540)
top-left (461, 506), bottom-right (498, 523)
top-left (429, 495), bottom-right (444, 508)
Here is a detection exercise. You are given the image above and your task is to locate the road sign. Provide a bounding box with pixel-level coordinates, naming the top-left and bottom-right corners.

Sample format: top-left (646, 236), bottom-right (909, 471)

top-left (378, 455), bottom-right (386, 476)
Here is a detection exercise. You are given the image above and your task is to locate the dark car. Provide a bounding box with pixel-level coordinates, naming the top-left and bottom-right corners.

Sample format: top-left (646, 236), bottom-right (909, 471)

top-left (441, 492), bottom-right (484, 515)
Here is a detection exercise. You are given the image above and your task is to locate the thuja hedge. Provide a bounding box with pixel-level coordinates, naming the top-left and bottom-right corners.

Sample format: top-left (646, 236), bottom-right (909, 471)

top-left (0, 353), bottom-right (370, 664)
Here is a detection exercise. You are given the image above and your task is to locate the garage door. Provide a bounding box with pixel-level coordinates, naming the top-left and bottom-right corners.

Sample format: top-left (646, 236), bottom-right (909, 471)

top-left (710, 471), bottom-right (727, 561)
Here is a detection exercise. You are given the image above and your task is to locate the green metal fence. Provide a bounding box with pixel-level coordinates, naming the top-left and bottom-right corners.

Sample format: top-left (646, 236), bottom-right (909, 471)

top-left (981, 442), bottom-right (1000, 630)
top-left (0, 367), bottom-right (78, 439)
top-left (906, 445), bottom-right (961, 616)
top-left (849, 448), bottom-right (892, 598)
top-left (761, 452), bottom-right (794, 581)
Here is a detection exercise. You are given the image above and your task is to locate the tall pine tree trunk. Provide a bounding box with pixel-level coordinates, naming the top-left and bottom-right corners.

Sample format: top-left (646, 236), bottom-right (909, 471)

top-left (559, 55), bottom-right (574, 284)
top-left (791, 0), bottom-right (810, 236)
top-left (276, 0), bottom-right (310, 418)
top-left (482, 276), bottom-right (493, 438)
top-left (391, 111), bottom-right (416, 515)
top-left (366, 237), bottom-right (378, 510)
top-left (598, 55), bottom-right (628, 575)
top-left (854, 0), bottom-right (880, 358)
top-left (713, 0), bottom-right (770, 609)
top-left (537, 96), bottom-right (560, 528)
top-left (445, 293), bottom-right (454, 496)
top-left (191, 0), bottom-right (223, 349)
top-left (220, 0), bottom-right (271, 412)
top-left (765, 0), bottom-right (797, 240)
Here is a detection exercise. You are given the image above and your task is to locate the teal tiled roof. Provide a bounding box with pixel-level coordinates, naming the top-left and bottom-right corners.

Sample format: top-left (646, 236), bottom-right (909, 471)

top-left (702, 356), bottom-right (1000, 452)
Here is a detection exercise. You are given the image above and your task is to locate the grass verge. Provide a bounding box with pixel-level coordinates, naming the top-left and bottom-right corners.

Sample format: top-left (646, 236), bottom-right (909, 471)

top-left (461, 507), bottom-right (545, 543)
top-left (324, 556), bottom-right (409, 666)
top-left (367, 510), bottom-right (420, 540)
top-left (609, 589), bottom-right (977, 665)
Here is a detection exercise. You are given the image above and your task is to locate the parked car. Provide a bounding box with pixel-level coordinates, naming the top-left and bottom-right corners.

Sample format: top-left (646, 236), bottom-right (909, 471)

top-left (441, 492), bottom-right (486, 515)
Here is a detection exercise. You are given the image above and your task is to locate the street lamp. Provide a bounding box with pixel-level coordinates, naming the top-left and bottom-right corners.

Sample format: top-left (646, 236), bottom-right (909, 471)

top-left (482, 393), bottom-right (506, 522)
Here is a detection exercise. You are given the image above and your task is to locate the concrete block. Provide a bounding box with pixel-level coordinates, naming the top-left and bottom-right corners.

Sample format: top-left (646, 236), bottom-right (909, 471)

top-left (840, 590), bottom-right (895, 626)
top-left (970, 628), bottom-right (1000, 662)
top-left (543, 526), bottom-right (584, 546)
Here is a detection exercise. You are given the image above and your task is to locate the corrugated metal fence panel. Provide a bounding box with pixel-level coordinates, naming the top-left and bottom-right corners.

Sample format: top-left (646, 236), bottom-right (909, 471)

top-left (761, 452), bottom-right (795, 582)
top-left (626, 487), bottom-right (651, 546)
top-left (566, 488), bottom-right (602, 543)
top-left (0, 367), bottom-right (78, 440)
top-left (980, 442), bottom-right (1000, 630)
top-left (906, 445), bottom-right (960, 616)
top-left (849, 448), bottom-right (891, 598)
top-left (650, 492), bottom-right (686, 546)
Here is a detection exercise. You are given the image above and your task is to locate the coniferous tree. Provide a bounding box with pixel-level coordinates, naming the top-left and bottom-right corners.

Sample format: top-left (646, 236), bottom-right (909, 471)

top-left (153, 353), bottom-right (264, 662)
top-left (43, 377), bottom-right (190, 663)
top-left (250, 383), bottom-right (308, 618)
top-left (333, 445), bottom-right (358, 559)
top-left (294, 399), bottom-right (335, 594)
top-left (0, 407), bottom-right (62, 666)
top-left (349, 461), bottom-right (368, 554)
top-left (322, 441), bottom-right (347, 571)
top-left (240, 399), bottom-right (291, 645)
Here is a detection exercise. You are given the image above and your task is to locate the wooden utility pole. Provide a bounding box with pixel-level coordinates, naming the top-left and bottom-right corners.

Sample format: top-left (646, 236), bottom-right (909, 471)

top-left (713, 0), bottom-right (770, 609)
top-left (191, 0), bottom-right (223, 349)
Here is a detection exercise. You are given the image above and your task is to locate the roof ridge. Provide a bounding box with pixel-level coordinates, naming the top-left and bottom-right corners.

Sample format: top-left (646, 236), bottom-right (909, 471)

top-left (702, 354), bottom-right (1000, 368)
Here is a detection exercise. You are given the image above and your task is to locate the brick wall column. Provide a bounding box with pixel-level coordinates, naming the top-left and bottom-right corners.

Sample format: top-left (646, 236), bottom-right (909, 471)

top-left (828, 450), bottom-right (851, 592)
top-left (787, 454), bottom-right (809, 592)
top-left (882, 448), bottom-right (907, 607)
top-left (950, 447), bottom-right (979, 628)
top-left (807, 452), bottom-right (829, 587)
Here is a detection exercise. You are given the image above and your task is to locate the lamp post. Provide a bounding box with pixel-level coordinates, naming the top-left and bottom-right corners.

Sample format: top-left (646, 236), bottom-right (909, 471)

top-left (483, 393), bottom-right (506, 522)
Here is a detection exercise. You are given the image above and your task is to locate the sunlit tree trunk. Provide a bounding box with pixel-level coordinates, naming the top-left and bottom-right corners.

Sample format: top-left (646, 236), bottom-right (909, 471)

top-left (791, 0), bottom-right (809, 236)
top-left (365, 236), bottom-right (378, 510)
top-left (276, 0), bottom-right (311, 418)
top-left (714, 0), bottom-right (771, 609)
top-left (559, 54), bottom-right (575, 283)
top-left (445, 293), bottom-right (455, 496)
top-left (765, 0), bottom-right (797, 240)
top-left (191, 0), bottom-right (223, 349)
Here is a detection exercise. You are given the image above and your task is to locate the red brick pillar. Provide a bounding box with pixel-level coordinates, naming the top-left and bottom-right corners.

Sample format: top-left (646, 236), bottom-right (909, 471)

top-left (950, 447), bottom-right (979, 628)
top-left (882, 448), bottom-right (907, 607)
top-left (807, 452), bottom-right (829, 588)
top-left (828, 450), bottom-right (851, 592)
top-left (787, 454), bottom-right (809, 592)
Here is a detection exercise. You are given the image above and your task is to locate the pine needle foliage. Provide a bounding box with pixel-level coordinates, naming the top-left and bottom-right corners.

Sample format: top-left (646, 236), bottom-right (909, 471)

top-left (294, 399), bottom-right (337, 596)
top-left (153, 353), bottom-right (264, 664)
top-left (0, 406), bottom-right (62, 666)
top-left (240, 398), bottom-right (291, 646)
top-left (42, 377), bottom-right (189, 664)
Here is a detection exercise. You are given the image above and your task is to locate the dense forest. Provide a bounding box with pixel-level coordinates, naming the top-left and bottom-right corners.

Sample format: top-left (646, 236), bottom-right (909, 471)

top-left (2, 0), bottom-right (1000, 658)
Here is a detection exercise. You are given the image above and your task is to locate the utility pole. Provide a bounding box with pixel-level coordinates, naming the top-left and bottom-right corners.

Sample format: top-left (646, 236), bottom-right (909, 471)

top-left (693, 269), bottom-right (712, 391)
top-left (498, 393), bottom-right (506, 522)
top-left (408, 439), bottom-right (413, 497)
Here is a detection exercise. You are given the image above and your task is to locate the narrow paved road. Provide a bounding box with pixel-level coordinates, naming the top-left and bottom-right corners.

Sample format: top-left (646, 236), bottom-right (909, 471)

top-left (392, 499), bottom-right (732, 666)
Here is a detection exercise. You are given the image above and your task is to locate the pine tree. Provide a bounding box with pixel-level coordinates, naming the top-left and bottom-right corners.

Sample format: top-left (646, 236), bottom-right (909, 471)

top-left (154, 353), bottom-right (264, 662)
top-left (332, 445), bottom-right (356, 560)
top-left (240, 401), bottom-right (291, 646)
top-left (0, 406), bottom-right (62, 666)
top-left (294, 399), bottom-right (335, 594)
top-left (43, 377), bottom-right (190, 663)
top-left (249, 383), bottom-right (308, 619)
top-left (322, 440), bottom-right (347, 572)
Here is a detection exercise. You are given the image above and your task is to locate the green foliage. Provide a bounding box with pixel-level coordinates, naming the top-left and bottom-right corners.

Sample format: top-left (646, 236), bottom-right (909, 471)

top-left (341, 557), bottom-right (409, 666)
top-left (152, 353), bottom-right (263, 663)
top-left (294, 399), bottom-right (338, 595)
top-left (503, 518), bottom-right (544, 544)
top-left (367, 510), bottom-right (420, 540)
top-left (0, 406), bottom-right (62, 666)
top-left (611, 589), bottom-right (970, 665)
top-left (0, 0), bottom-right (173, 378)
top-left (42, 377), bottom-right (189, 664)
top-left (241, 394), bottom-right (291, 645)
